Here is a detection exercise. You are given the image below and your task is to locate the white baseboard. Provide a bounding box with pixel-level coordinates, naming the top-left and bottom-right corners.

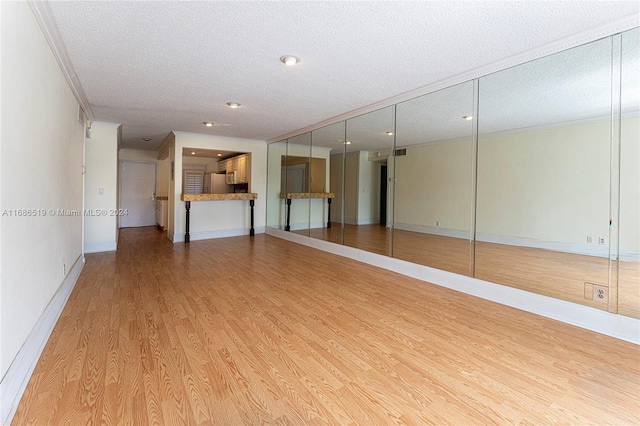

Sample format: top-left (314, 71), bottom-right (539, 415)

top-left (356, 218), bottom-right (379, 226)
top-left (83, 240), bottom-right (117, 253)
top-left (619, 251), bottom-right (640, 263)
top-left (265, 228), bottom-right (640, 345)
top-left (172, 226), bottom-right (265, 243)
top-left (287, 221), bottom-right (327, 231)
top-left (309, 221), bottom-right (325, 230)
top-left (1, 255), bottom-right (85, 426)
top-left (394, 222), bottom-right (470, 239)
top-left (476, 232), bottom-right (611, 258)
top-left (393, 225), bottom-right (636, 260)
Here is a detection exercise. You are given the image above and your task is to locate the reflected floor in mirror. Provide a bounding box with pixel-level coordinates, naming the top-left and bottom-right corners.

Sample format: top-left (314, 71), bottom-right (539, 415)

top-left (616, 260), bottom-right (640, 318)
top-left (303, 223), bottom-right (392, 257)
top-left (12, 227), bottom-right (639, 425)
top-left (302, 224), bottom-right (472, 275)
top-left (300, 225), bottom-right (636, 314)
top-left (475, 241), bottom-right (611, 310)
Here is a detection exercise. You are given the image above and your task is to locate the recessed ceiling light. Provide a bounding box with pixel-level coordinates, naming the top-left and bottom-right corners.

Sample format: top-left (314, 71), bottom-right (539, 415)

top-left (142, 137), bottom-right (152, 141)
top-left (343, 141), bottom-right (351, 145)
top-left (191, 151), bottom-right (196, 155)
top-left (280, 55), bottom-right (300, 66)
top-left (462, 115), bottom-right (474, 121)
top-left (217, 153), bottom-right (222, 157)
top-left (226, 102), bottom-right (241, 108)
top-left (385, 131), bottom-right (393, 136)
top-left (203, 122), bottom-right (214, 127)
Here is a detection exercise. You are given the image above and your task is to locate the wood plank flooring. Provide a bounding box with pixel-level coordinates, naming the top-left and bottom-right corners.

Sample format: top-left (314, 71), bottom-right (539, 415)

top-left (12, 227), bottom-right (640, 425)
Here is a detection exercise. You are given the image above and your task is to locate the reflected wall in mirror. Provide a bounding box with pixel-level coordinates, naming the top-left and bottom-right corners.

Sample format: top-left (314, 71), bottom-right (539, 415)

top-left (342, 106), bottom-right (395, 256)
top-left (280, 156), bottom-right (326, 193)
top-left (393, 81), bottom-right (475, 275)
top-left (283, 133), bottom-right (312, 236)
top-left (475, 36), bottom-right (614, 309)
top-left (266, 140), bottom-right (288, 230)
top-left (618, 27), bottom-right (640, 319)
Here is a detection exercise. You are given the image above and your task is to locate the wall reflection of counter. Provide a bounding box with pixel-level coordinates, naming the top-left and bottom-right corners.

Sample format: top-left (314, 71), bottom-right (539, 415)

top-left (279, 192), bottom-right (335, 231)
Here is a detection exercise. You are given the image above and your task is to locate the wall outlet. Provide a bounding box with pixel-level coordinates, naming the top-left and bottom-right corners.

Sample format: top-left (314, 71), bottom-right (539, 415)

top-left (62, 263), bottom-right (66, 276)
top-left (593, 285), bottom-right (608, 304)
top-left (334, 233), bottom-right (339, 242)
top-left (436, 220), bottom-right (441, 227)
top-left (598, 237), bottom-right (606, 245)
top-left (586, 236), bottom-right (593, 244)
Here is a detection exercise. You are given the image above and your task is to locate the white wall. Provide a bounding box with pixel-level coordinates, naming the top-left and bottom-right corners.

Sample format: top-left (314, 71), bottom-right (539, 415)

top-left (357, 151), bottom-right (380, 225)
top-left (170, 132), bottom-right (267, 242)
top-left (0, 0), bottom-right (4, 400)
top-left (344, 152), bottom-right (359, 224)
top-left (1, 0), bottom-right (84, 401)
top-left (182, 155), bottom-right (219, 173)
top-left (266, 142), bottom-right (287, 228)
top-left (620, 116), bottom-right (640, 256)
top-left (329, 154), bottom-right (342, 223)
top-left (310, 145), bottom-right (332, 228)
top-left (168, 136), bottom-right (176, 238)
top-left (118, 149), bottom-right (157, 162)
top-left (157, 157), bottom-right (170, 198)
top-left (394, 139), bottom-right (473, 235)
top-left (329, 151), bottom-right (383, 226)
top-left (477, 121), bottom-right (611, 250)
top-left (392, 119), bottom-right (639, 256)
top-left (283, 143), bottom-right (311, 230)
top-left (84, 123), bottom-right (119, 253)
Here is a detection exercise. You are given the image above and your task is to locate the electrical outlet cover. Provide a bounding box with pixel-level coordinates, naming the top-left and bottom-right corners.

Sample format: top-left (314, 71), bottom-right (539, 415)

top-left (593, 285), bottom-right (608, 304)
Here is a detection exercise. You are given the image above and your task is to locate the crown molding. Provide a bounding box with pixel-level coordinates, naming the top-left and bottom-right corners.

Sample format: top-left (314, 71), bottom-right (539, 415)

top-left (91, 122), bottom-right (120, 129)
top-left (172, 131), bottom-right (266, 145)
top-left (268, 15), bottom-right (640, 143)
top-left (28, 0), bottom-right (95, 122)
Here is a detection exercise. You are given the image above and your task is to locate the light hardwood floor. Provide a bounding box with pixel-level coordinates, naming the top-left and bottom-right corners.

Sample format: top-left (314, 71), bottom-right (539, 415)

top-left (12, 227), bottom-right (640, 425)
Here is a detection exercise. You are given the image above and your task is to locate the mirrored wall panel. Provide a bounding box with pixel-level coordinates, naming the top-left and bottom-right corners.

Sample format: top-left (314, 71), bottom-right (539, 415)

top-left (343, 106), bottom-right (396, 256)
top-left (618, 27), bottom-right (640, 318)
top-left (265, 29), bottom-right (639, 317)
top-left (309, 121), bottom-right (346, 244)
top-left (267, 140), bottom-right (288, 230)
top-left (393, 81), bottom-right (475, 275)
top-left (475, 37), bottom-right (613, 308)
top-left (284, 132), bottom-right (312, 236)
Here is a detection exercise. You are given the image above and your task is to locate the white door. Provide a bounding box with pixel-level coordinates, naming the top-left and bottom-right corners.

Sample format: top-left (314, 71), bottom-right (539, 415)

top-left (120, 161), bottom-right (156, 227)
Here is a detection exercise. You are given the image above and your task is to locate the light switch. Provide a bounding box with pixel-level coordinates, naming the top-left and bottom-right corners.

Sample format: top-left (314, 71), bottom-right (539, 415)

top-left (98, 188), bottom-right (104, 195)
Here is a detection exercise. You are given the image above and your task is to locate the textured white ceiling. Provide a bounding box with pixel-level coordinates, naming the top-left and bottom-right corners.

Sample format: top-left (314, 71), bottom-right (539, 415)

top-left (47, 1), bottom-right (639, 150)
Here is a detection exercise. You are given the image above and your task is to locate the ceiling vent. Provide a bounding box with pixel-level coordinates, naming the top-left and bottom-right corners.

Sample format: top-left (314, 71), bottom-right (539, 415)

top-left (393, 148), bottom-right (407, 156)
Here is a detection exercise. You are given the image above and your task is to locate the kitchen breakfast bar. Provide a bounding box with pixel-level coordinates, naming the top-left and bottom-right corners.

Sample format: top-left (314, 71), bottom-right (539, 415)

top-left (180, 193), bottom-right (258, 243)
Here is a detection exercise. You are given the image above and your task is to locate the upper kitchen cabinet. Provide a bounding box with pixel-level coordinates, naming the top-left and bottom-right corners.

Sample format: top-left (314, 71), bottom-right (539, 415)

top-left (219, 153), bottom-right (251, 184)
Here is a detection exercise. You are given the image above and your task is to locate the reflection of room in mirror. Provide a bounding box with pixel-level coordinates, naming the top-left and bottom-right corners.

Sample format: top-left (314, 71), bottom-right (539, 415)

top-left (475, 34), bottom-right (624, 311)
top-left (265, 28), bottom-right (640, 319)
top-left (393, 81), bottom-right (475, 275)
